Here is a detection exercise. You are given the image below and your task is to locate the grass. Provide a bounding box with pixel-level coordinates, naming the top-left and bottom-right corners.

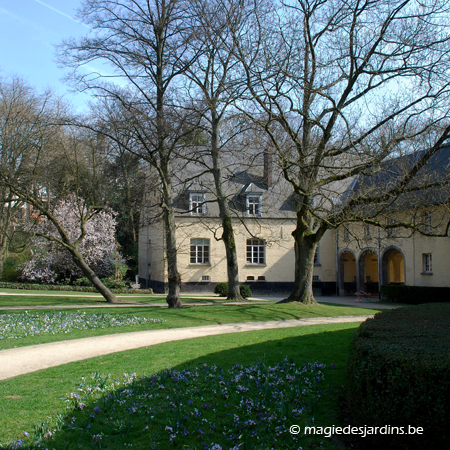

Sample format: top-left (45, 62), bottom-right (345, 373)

top-left (0, 322), bottom-right (359, 449)
top-left (0, 289), bottom-right (234, 307)
top-left (0, 302), bottom-right (377, 350)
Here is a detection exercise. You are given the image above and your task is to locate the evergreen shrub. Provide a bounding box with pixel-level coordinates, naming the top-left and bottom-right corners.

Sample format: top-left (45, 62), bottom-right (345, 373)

top-left (346, 303), bottom-right (450, 449)
top-left (0, 281), bottom-right (153, 294)
top-left (213, 282), bottom-right (252, 299)
top-left (381, 284), bottom-right (450, 304)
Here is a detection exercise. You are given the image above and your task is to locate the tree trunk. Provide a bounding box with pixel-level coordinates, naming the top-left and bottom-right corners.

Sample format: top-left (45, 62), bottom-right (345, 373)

top-left (210, 113), bottom-right (243, 301)
top-left (71, 246), bottom-right (120, 303)
top-left (161, 162), bottom-right (182, 309)
top-left (222, 214), bottom-right (243, 301)
top-left (164, 204), bottom-right (182, 308)
top-left (279, 226), bottom-right (318, 305)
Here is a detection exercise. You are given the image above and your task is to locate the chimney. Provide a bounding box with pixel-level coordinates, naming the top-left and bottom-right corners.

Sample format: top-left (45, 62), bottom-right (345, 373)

top-left (263, 149), bottom-right (273, 188)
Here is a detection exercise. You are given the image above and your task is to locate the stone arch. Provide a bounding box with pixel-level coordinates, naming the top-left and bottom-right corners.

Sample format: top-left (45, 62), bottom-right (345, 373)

top-left (358, 249), bottom-right (379, 293)
top-left (381, 246), bottom-right (406, 286)
top-left (339, 249), bottom-right (357, 295)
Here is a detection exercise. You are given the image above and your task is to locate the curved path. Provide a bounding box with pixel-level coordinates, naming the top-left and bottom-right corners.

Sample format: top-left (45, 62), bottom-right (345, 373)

top-left (0, 315), bottom-right (371, 381)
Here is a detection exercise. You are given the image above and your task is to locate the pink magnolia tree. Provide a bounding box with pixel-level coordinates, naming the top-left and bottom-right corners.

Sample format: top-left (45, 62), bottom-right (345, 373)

top-left (21, 196), bottom-right (120, 284)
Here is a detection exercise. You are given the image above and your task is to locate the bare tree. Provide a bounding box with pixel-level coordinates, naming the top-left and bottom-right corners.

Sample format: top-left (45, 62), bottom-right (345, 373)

top-left (0, 76), bottom-right (121, 302)
top-left (231, 0), bottom-right (450, 304)
top-left (178, 0), bottom-right (253, 300)
top-left (59, 0), bottom-right (201, 308)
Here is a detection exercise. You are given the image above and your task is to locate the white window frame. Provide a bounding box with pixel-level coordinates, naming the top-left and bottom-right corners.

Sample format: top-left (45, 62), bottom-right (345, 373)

top-left (422, 253), bottom-right (432, 274)
top-left (246, 194), bottom-right (262, 217)
top-left (246, 239), bottom-right (265, 265)
top-left (189, 193), bottom-right (206, 215)
top-left (190, 238), bottom-right (210, 264)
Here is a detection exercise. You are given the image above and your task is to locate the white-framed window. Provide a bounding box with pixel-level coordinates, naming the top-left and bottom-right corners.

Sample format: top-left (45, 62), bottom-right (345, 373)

top-left (190, 238), bottom-right (210, 264)
top-left (246, 239), bottom-right (265, 264)
top-left (423, 211), bottom-right (432, 233)
top-left (189, 193), bottom-right (206, 215)
top-left (246, 195), bottom-right (262, 216)
top-left (422, 253), bottom-right (432, 273)
top-left (201, 275), bottom-right (210, 282)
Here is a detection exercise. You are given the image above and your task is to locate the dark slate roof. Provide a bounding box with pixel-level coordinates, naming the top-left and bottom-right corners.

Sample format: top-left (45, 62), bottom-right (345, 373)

top-left (348, 146), bottom-right (450, 210)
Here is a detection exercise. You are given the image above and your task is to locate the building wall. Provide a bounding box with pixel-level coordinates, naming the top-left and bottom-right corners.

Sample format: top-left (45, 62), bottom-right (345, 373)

top-left (138, 218), bottom-right (165, 289)
top-left (139, 205), bottom-right (450, 294)
top-left (139, 214), bottom-right (338, 293)
top-left (176, 217), bottom-right (298, 290)
top-left (337, 209), bottom-right (450, 293)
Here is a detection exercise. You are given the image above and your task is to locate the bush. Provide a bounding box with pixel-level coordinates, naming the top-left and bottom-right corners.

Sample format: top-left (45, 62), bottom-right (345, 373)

top-left (0, 280), bottom-right (153, 294)
top-left (346, 303), bottom-right (450, 449)
top-left (214, 282), bottom-right (229, 296)
top-left (240, 284), bottom-right (252, 299)
top-left (381, 284), bottom-right (450, 304)
top-left (1, 256), bottom-right (23, 281)
top-left (73, 277), bottom-right (92, 287)
top-left (213, 282), bottom-right (252, 299)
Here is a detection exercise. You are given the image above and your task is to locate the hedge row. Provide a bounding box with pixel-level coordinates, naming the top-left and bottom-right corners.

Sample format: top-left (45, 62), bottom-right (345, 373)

top-left (0, 281), bottom-right (153, 295)
top-left (381, 284), bottom-right (450, 304)
top-left (346, 303), bottom-right (450, 449)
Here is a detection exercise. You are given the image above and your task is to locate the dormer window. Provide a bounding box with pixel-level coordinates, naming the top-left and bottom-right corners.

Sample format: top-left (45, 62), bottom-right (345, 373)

top-left (189, 193), bottom-right (205, 215)
top-left (246, 194), bottom-right (262, 216)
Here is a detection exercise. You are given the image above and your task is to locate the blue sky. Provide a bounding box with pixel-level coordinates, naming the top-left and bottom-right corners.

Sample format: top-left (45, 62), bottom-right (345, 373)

top-left (0, 0), bottom-right (92, 111)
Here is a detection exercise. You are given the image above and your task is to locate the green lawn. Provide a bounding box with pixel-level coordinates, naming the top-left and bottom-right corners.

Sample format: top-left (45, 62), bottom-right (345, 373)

top-left (0, 289), bottom-right (234, 306)
top-left (0, 302), bottom-right (377, 350)
top-left (0, 322), bottom-right (359, 449)
top-left (0, 291), bottom-right (378, 448)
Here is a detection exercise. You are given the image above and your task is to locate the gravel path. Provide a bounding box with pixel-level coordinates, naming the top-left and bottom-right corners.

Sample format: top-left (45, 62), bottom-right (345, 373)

top-left (0, 315), bottom-right (371, 381)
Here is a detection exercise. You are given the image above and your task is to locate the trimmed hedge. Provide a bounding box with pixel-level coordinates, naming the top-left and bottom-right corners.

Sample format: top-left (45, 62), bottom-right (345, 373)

top-left (381, 284), bottom-right (450, 304)
top-left (0, 281), bottom-right (153, 295)
top-left (346, 304), bottom-right (450, 449)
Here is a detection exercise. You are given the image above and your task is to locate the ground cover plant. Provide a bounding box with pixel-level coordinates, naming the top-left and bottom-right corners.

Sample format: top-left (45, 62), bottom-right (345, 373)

top-left (0, 323), bottom-right (359, 449)
top-left (38, 359), bottom-right (325, 449)
top-left (0, 302), bottom-right (378, 350)
top-left (0, 311), bottom-right (164, 340)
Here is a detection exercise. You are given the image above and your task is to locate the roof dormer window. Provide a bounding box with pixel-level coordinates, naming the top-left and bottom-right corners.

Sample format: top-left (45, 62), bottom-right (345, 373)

top-left (246, 194), bottom-right (262, 217)
top-left (189, 192), bottom-right (206, 215)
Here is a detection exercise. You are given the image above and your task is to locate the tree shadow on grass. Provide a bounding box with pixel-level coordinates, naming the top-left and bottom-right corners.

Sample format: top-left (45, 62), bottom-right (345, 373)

top-left (3, 326), bottom-right (359, 450)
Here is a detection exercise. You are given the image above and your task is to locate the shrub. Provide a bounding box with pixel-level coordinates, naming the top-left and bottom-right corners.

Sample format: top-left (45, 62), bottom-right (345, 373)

top-left (240, 284), bottom-right (252, 299)
top-left (346, 303), bottom-right (450, 449)
top-left (0, 280), bottom-right (153, 294)
top-left (214, 282), bottom-right (229, 296)
top-left (1, 256), bottom-right (23, 281)
top-left (72, 277), bottom-right (91, 287)
top-left (381, 284), bottom-right (450, 304)
top-left (213, 282), bottom-right (252, 299)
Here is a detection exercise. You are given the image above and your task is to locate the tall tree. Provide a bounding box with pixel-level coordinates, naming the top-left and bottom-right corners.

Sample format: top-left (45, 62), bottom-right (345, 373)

top-left (230, 0), bottom-right (450, 304)
top-left (181, 0), bottom-right (250, 300)
top-left (60, 0), bottom-right (199, 308)
top-left (0, 77), bottom-right (121, 302)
